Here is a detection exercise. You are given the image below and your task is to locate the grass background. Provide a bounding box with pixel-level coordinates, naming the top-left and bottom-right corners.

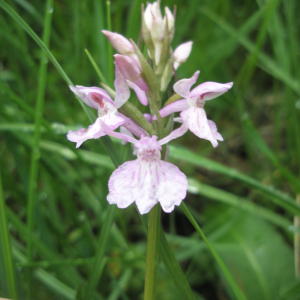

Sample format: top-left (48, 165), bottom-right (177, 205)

top-left (1, 0), bottom-right (300, 299)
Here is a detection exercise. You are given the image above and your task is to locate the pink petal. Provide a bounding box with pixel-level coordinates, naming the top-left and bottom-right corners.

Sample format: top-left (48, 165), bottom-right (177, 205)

top-left (181, 107), bottom-right (219, 147)
top-left (159, 121), bottom-right (189, 145)
top-left (97, 119), bottom-right (138, 144)
top-left (120, 126), bottom-right (134, 145)
top-left (102, 30), bottom-right (135, 55)
top-left (107, 157), bottom-right (188, 214)
top-left (173, 41), bottom-right (193, 70)
top-left (156, 160), bottom-right (188, 212)
top-left (100, 114), bottom-right (124, 130)
top-left (173, 70), bottom-right (200, 98)
top-left (114, 66), bottom-right (130, 109)
top-left (208, 120), bottom-right (223, 141)
top-left (70, 86), bottom-right (113, 110)
top-left (143, 113), bottom-right (152, 123)
top-left (127, 80), bottom-right (148, 106)
top-left (117, 112), bottom-right (147, 138)
top-left (190, 81), bottom-right (233, 100)
top-left (152, 99), bottom-right (189, 120)
top-left (134, 136), bottom-right (162, 151)
top-left (67, 118), bottom-right (107, 147)
top-left (107, 159), bottom-right (158, 214)
top-left (132, 76), bottom-right (148, 92)
top-left (67, 128), bottom-right (90, 148)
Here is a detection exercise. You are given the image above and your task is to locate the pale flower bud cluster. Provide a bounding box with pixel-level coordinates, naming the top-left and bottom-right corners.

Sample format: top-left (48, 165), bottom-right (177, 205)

top-left (67, 1), bottom-right (233, 215)
top-left (143, 2), bottom-right (175, 66)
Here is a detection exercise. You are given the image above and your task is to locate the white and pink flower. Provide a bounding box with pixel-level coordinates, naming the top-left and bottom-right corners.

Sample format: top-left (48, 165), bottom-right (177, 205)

top-left (154, 71), bottom-right (233, 147)
top-left (67, 66), bottom-right (146, 148)
top-left (102, 123), bottom-right (189, 214)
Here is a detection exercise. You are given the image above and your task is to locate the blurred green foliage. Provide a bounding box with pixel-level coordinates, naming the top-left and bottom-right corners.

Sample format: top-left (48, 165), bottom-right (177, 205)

top-left (0, 0), bottom-right (300, 299)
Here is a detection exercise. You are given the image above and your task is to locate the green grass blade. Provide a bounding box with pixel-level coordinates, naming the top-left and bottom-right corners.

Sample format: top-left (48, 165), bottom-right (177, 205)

top-left (181, 203), bottom-right (247, 300)
top-left (159, 228), bottom-right (197, 300)
top-left (26, 0), bottom-right (53, 297)
top-left (201, 6), bottom-right (300, 96)
top-left (0, 0), bottom-right (72, 86)
top-left (0, 166), bottom-right (18, 299)
top-left (244, 120), bottom-right (300, 193)
top-left (187, 178), bottom-right (296, 233)
top-left (12, 246), bottom-right (76, 300)
top-left (169, 145), bottom-right (300, 215)
top-left (84, 206), bottom-right (116, 299)
top-left (84, 48), bottom-right (109, 85)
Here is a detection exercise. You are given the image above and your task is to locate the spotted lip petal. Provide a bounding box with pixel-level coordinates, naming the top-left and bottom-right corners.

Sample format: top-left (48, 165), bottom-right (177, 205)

top-left (107, 153), bottom-right (188, 214)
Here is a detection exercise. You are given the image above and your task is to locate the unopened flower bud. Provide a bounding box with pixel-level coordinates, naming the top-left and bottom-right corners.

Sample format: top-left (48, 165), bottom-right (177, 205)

top-left (173, 41), bottom-right (193, 70)
top-left (114, 54), bottom-right (148, 92)
top-left (102, 30), bottom-right (135, 56)
top-left (143, 2), bottom-right (165, 65)
top-left (164, 7), bottom-right (175, 40)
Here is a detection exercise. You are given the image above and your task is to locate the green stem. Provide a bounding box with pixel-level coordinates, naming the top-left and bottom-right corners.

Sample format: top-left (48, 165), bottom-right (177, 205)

top-left (0, 165), bottom-right (18, 299)
top-left (26, 0), bottom-right (53, 298)
top-left (144, 204), bottom-right (161, 300)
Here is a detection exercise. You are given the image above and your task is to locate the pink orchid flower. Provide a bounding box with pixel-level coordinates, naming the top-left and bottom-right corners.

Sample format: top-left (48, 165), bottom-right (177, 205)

top-left (154, 71), bottom-right (233, 147)
top-left (67, 66), bottom-right (145, 148)
top-left (102, 121), bottom-right (189, 214)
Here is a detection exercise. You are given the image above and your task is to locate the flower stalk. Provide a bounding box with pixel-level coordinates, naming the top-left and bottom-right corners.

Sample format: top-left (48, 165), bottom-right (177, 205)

top-left (144, 204), bottom-right (161, 300)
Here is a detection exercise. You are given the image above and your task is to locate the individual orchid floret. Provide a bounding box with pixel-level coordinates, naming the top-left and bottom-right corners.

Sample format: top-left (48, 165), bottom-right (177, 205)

top-left (154, 71), bottom-right (233, 147)
top-left (114, 54), bottom-right (148, 92)
top-left (102, 122), bottom-right (188, 214)
top-left (173, 41), bottom-right (193, 70)
top-left (67, 67), bottom-right (146, 147)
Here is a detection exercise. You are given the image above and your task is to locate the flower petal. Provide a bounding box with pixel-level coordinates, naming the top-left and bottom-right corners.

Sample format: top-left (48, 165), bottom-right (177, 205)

top-left (117, 112), bottom-right (146, 138)
top-left (190, 81), bottom-right (233, 100)
top-left (159, 121), bottom-right (189, 145)
top-left (107, 159), bottom-right (158, 214)
top-left (208, 120), bottom-right (223, 141)
top-left (152, 99), bottom-right (189, 120)
top-left (102, 30), bottom-right (135, 56)
top-left (100, 113), bottom-right (124, 130)
top-left (67, 128), bottom-right (90, 148)
top-left (156, 161), bottom-right (188, 213)
top-left (173, 41), bottom-right (193, 70)
top-left (181, 107), bottom-right (219, 147)
top-left (70, 86), bottom-right (113, 110)
top-left (107, 157), bottom-right (188, 214)
top-left (127, 80), bottom-right (148, 106)
top-left (114, 66), bottom-right (130, 109)
top-left (173, 70), bottom-right (200, 98)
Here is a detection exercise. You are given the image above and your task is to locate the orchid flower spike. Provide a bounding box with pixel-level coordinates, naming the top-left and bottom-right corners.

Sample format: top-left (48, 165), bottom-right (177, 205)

top-left (102, 122), bottom-right (189, 214)
top-left (154, 71), bottom-right (233, 147)
top-left (67, 66), bottom-right (145, 148)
